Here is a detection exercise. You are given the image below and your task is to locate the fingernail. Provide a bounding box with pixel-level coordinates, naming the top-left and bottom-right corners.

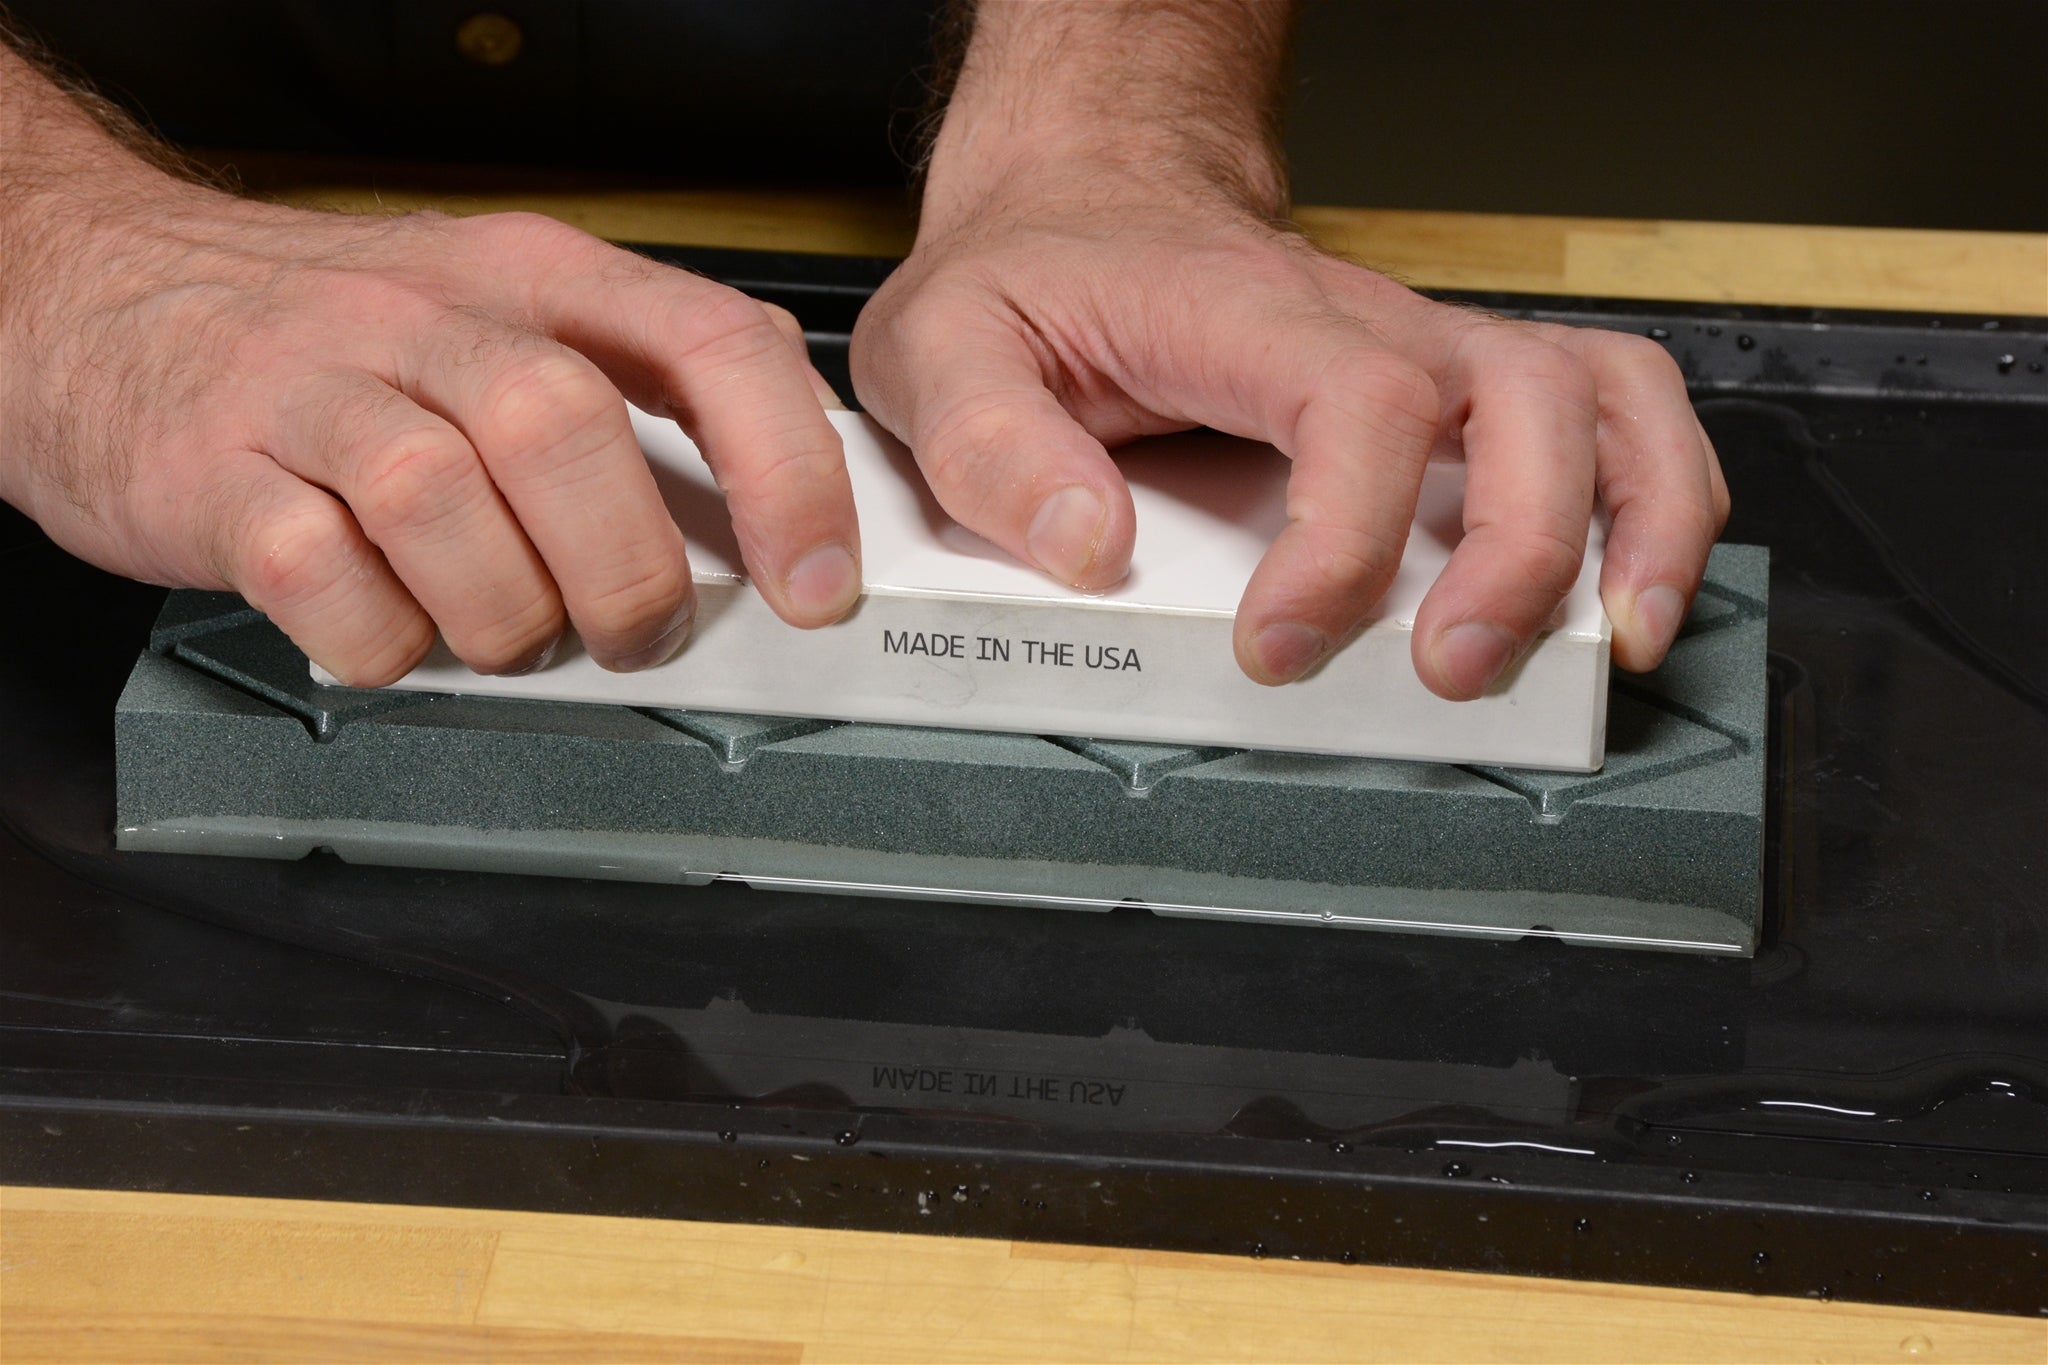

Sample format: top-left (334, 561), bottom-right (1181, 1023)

top-left (499, 636), bottom-right (559, 677)
top-left (1435, 621), bottom-right (1517, 697)
top-left (1249, 622), bottom-right (1328, 683)
top-left (808, 367), bottom-right (848, 412)
top-left (1026, 485), bottom-right (1106, 585)
top-left (784, 543), bottom-right (861, 621)
top-left (609, 601), bottom-right (695, 673)
top-left (1633, 584), bottom-right (1686, 653)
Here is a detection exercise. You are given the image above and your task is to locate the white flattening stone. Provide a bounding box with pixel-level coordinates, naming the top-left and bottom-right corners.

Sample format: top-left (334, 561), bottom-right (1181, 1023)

top-left (324, 410), bottom-right (1612, 772)
top-left (116, 545), bottom-right (1768, 955)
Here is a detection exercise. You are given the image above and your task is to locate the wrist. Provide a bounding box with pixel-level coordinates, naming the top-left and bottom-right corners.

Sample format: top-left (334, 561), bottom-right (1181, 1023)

top-left (916, 0), bottom-right (1292, 243)
top-left (921, 109), bottom-right (1288, 243)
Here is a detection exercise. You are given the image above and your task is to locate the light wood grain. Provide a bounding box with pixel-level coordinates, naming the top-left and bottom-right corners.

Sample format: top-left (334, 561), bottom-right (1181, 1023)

top-left (4, 1186), bottom-right (2041, 1364)
top-left (197, 150), bottom-right (2047, 314)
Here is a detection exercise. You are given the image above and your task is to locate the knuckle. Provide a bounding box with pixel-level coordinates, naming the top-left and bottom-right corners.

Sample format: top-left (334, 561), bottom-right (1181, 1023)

top-left (476, 347), bottom-right (617, 463)
top-left (1465, 323), bottom-right (1598, 409)
top-left (239, 502), bottom-right (355, 611)
top-left (916, 403), bottom-right (1018, 508)
top-left (455, 596), bottom-right (566, 673)
top-left (676, 286), bottom-right (779, 360)
top-left (468, 210), bottom-right (592, 261)
top-left (1677, 493), bottom-right (1725, 548)
top-left (1322, 351), bottom-right (1441, 447)
top-left (344, 618), bottom-right (437, 690)
top-left (884, 280), bottom-right (973, 353)
top-left (1594, 329), bottom-right (1688, 386)
top-left (724, 433), bottom-right (844, 505)
top-left (1300, 521), bottom-right (1406, 598)
top-left (584, 557), bottom-right (691, 641)
top-left (1506, 521), bottom-right (1588, 594)
top-left (354, 432), bottom-right (476, 531)
top-left (1512, 337), bottom-right (1599, 405)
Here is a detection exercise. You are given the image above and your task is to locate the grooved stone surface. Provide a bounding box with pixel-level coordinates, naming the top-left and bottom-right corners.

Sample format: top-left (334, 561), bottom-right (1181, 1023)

top-left (116, 546), bottom-right (1769, 954)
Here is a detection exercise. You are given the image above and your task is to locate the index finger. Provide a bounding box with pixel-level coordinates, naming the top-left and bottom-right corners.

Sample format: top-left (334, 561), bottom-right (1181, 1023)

top-left (1227, 331), bottom-right (1442, 685)
top-left (508, 221), bottom-right (862, 628)
top-left (1410, 328), bottom-right (1599, 700)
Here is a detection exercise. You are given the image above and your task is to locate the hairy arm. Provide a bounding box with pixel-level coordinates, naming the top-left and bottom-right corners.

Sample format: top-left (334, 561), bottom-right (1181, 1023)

top-left (919, 0), bottom-right (1292, 230)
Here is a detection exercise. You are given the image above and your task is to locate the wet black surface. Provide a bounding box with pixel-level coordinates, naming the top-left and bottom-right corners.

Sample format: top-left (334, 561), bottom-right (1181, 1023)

top-left (3, 249), bottom-right (2043, 1314)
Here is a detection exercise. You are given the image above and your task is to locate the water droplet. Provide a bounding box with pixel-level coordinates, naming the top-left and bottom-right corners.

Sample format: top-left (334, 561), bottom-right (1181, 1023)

top-left (1666, 1134), bottom-right (1684, 1147)
top-left (719, 1130), bottom-right (737, 1143)
top-left (1442, 1161), bottom-right (1471, 1178)
top-left (1706, 325), bottom-right (1723, 337)
top-left (1647, 327), bottom-right (1672, 340)
top-left (757, 1158), bottom-right (771, 1169)
top-left (1814, 1285), bottom-right (1833, 1302)
top-left (1328, 1140), bottom-right (1353, 1154)
top-left (1919, 1189), bottom-right (1937, 1201)
top-left (1339, 1250), bottom-right (1357, 1264)
top-left (1250, 1242), bottom-right (1269, 1259)
top-left (1997, 354), bottom-right (2017, 373)
top-left (1736, 334), bottom-right (1756, 351)
top-left (834, 1129), bottom-right (859, 1146)
top-left (1573, 1218), bottom-right (1591, 1234)
top-left (952, 1184), bottom-right (969, 1202)
top-left (1982, 319), bottom-right (2002, 330)
top-left (1682, 1170), bottom-right (1699, 1184)
top-left (1901, 1333), bottom-right (1933, 1356)
top-left (2029, 362), bottom-right (2043, 373)
top-left (1752, 1251), bottom-right (1772, 1270)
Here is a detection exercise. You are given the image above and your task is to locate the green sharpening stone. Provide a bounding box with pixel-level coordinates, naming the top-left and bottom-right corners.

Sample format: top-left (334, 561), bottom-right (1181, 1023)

top-left (115, 545), bottom-right (1770, 955)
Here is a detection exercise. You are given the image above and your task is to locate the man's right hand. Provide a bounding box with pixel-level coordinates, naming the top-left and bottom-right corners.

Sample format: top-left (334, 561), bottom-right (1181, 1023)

top-left (0, 44), bottom-right (860, 686)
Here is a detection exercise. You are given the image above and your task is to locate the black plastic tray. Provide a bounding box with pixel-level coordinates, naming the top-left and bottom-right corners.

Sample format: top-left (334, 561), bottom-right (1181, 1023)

top-left (3, 245), bottom-right (2043, 1316)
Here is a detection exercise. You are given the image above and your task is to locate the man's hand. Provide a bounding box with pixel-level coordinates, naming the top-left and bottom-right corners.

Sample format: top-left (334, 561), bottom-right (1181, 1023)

top-left (0, 43), bottom-right (859, 686)
top-left (854, 1), bottom-right (1727, 697)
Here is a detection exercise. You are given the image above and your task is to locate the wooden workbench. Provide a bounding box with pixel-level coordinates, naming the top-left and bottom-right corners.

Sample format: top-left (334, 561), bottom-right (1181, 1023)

top-left (3, 171), bottom-right (2043, 1363)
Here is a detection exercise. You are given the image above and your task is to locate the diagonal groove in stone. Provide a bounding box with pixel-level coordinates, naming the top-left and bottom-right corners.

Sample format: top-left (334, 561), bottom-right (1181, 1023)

top-left (147, 589), bottom-right (265, 651)
top-left (1694, 578), bottom-right (1769, 619)
top-left (1454, 763), bottom-right (1557, 820)
top-left (1611, 677), bottom-right (1760, 754)
top-left (1464, 738), bottom-right (1742, 823)
top-left (1040, 735), bottom-right (1241, 794)
top-left (1461, 686), bottom-right (1744, 822)
top-left (636, 708), bottom-right (846, 768)
top-left (169, 634), bottom-right (430, 742)
top-left (1675, 580), bottom-right (1769, 642)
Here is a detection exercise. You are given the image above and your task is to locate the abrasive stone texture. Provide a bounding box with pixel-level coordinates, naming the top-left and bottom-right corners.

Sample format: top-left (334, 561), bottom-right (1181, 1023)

top-left (117, 546), bottom-right (1770, 953)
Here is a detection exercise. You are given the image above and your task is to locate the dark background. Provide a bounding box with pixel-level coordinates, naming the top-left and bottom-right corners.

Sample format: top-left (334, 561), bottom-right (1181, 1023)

top-left (7, 0), bottom-right (2043, 232)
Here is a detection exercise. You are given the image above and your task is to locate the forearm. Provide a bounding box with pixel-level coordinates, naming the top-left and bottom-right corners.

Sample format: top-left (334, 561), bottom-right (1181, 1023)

top-left (0, 33), bottom-right (204, 264)
top-left (920, 0), bottom-right (1295, 236)
top-left (0, 36), bottom-right (211, 448)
